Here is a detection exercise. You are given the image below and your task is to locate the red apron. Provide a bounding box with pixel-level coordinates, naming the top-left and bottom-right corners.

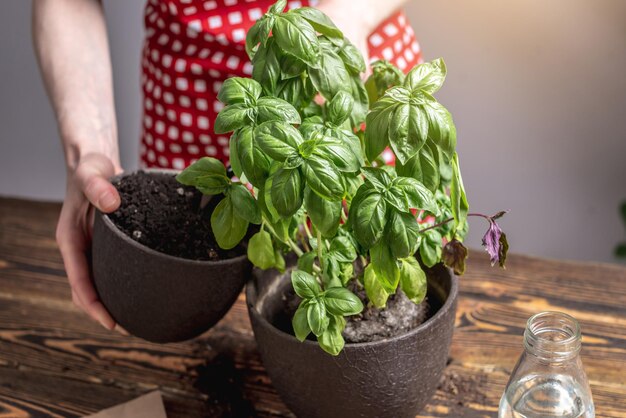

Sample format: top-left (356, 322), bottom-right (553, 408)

top-left (140, 0), bottom-right (423, 169)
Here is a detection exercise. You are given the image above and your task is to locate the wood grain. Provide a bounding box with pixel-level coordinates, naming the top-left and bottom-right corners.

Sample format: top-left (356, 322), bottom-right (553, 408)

top-left (1, 197), bottom-right (625, 418)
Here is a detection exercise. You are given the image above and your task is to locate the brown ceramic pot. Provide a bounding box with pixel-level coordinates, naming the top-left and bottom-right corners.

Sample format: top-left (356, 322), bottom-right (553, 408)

top-left (91, 171), bottom-right (251, 343)
top-left (246, 262), bottom-right (458, 418)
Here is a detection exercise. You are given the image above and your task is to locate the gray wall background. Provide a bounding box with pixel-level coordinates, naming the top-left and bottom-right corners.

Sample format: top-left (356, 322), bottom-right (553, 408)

top-left (1, 0), bottom-right (625, 263)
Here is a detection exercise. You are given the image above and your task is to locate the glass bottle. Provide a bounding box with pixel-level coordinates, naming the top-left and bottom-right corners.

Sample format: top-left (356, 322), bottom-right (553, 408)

top-left (499, 311), bottom-right (595, 418)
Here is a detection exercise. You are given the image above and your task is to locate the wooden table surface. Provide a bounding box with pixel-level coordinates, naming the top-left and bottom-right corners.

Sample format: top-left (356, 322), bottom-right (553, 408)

top-left (1, 197), bottom-right (625, 418)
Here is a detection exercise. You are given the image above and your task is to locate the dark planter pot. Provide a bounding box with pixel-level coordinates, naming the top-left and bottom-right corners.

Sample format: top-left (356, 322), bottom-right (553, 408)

top-left (247, 263), bottom-right (458, 418)
top-left (92, 170), bottom-right (251, 343)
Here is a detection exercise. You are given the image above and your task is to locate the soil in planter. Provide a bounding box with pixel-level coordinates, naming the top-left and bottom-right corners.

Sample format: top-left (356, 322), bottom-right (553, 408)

top-left (274, 279), bottom-right (440, 344)
top-left (108, 171), bottom-right (246, 261)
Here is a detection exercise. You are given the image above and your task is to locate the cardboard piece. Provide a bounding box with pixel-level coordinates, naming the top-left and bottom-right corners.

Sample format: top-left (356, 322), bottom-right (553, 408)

top-left (84, 391), bottom-right (167, 418)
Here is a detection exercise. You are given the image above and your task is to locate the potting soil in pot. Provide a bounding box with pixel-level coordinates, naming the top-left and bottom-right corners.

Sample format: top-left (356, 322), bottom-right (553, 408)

top-left (276, 280), bottom-right (438, 343)
top-left (108, 171), bottom-right (245, 261)
top-left (342, 285), bottom-right (433, 343)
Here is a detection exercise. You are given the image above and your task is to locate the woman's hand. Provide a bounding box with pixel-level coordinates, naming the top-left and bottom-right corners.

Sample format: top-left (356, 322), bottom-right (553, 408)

top-left (33, 0), bottom-right (123, 330)
top-left (56, 153), bottom-right (121, 330)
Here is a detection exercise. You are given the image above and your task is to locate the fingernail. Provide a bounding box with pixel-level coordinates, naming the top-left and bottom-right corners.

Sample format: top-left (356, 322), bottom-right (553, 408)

top-left (96, 312), bottom-right (114, 331)
top-left (100, 321), bottom-right (112, 331)
top-left (115, 325), bottom-right (129, 336)
top-left (99, 192), bottom-right (118, 211)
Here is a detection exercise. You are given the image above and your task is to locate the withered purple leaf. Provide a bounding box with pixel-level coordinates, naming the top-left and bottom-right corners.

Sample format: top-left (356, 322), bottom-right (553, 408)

top-left (482, 219), bottom-right (509, 268)
top-left (498, 231), bottom-right (509, 268)
top-left (442, 239), bottom-right (468, 275)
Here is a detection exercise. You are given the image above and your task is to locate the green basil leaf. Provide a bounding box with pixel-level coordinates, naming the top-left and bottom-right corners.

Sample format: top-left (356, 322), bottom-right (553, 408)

top-left (363, 264), bottom-right (389, 308)
top-left (275, 247), bottom-right (286, 273)
top-left (292, 302), bottom-right (311, 342)
top-left (318, 315), bottom-right (345, 356)
top-left (399, 257), bottom-right (428, 304)
top-left (301, 154), bottom-right (345, 201)
top-left (391, 177), bottom-right (438, 214)
top-left (339, 262), bottom-right (354, 286)
top-left (217, 77), bottom-right (262, 106)
top-left (304, 186), bottom-right (341, 237)
top-left (252, 38), bottom-right (281, 95)
top-left (299, 116), bottom-right (325, 139)
top-left (260, 163), bottom-right (282, 222)
top-left (176, 157), bottom-right (228, 191)
top-left (353, 191), bottom-right (387, 248)
top-left (291, 7), bottom-right (343, 39)
top-left (256, 96), bottom-right (302, 124)
top-left (323, 287), bottom-right (363, 316)
top-left (307, 298), bottom-right (328, 336)
top-left (388, 103), bottom-right (428, 165)
top-left (195, 175), bottom-right (230, 195)
top-left (279, 53), bottom-right (307, 80)
top-left (259, 182), bottom-right (291, 242)
top-left (419, 229), bottom-right (442, 268)
top-left (228, 133), bottom-right (243, 178)
top-left (302, 101), bottom-right (324, 118)
top-left (343, 172), bottom-right (363, 202)
top-left (211, 197), bottom-right (249, 250)
top-left (386, 210), bottom-right (421, 259)
top-left (348, 74), bottom-right (369, 127)
top-left (385, 85), bottom-right (412, 103)
top-left (255, 121), bottom-right (303, 161)
top-left (361, 167), bottom-right (392, 191)
top-left (214, 104), bottom-right (253, 134)
top-left (365, 60), bottom-right (405, 103)
top-left (271, 168), bottom-right (303, 217)
top-left (338, 40), bottom-right (365, 75)
top-left (346, 183), bottom-right (375, 230)
top-left (370, 241), bottom-right (400, 293)
top-left (236, 127), bottom-right (271, 187)
top-left (315, 138), bottom-right (361, 173)
top-left (308, 49), bottom-right (351, 100)
top-left (269, 0), bottom-right (287, 14)
top-left (276, 77), bottom-right (307, 111)
top-left (291, 270), bottom-right (321, 298)
top-left (424, 100), bottom-right (456, 161)
top-left (274, 248), bottom-right (287, 273)
top-left (404, 58), bottom-right (446, 95)
top-left (396, 145), bottom-right (440, 193)
top-left (229, 183), bottom-right (261, 224)
top-left (297, 251), bottom-right (317, 274)
top-left (329, 236), bottom-right (357, 263)
top-left (364, 96), bottom-right (396, 162)
top-left (321, 255), bottom-right (341, 289)
top-left (283, 152), bottom-right (304, 169)
top-left (385, 187), bottom-right (409, 212)
top-left (245, 15), bottom-right (274, 58)
top-left (245, 18), bottom-right (262, 58)
top-left (248, 231), bottom-right (276, 269)
top-left (450, 153), bottom-right (469, 228)
top-left (327, 91), bottom-right (354, 126)
top-left (439, 153), bottom-right (453, 186)
top-left (273, 13), bottom-right (321, 67)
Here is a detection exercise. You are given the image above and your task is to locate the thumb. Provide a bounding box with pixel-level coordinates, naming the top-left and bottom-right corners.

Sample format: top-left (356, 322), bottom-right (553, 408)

top-left (75, 153), bottom-right (121, 213)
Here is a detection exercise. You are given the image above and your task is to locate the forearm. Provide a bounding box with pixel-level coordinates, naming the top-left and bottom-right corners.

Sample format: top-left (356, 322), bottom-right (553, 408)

top-left (32, 0), bottom-right (120, 172)
top-left (317, 0), bottom-right (410, 34)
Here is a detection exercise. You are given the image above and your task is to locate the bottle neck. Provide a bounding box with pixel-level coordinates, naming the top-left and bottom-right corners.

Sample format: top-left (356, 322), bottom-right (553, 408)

top-left (523, 311), bottom-right (581, 362)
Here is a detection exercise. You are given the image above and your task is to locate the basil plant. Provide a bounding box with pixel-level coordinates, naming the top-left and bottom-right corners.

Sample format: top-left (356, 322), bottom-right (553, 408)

top-left (177, 0), bottom-right (505, 355)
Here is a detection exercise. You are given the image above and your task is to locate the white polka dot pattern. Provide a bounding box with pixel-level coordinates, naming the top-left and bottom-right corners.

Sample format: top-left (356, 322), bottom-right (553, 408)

top-left (140, 0), bottom-right (423, 169)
